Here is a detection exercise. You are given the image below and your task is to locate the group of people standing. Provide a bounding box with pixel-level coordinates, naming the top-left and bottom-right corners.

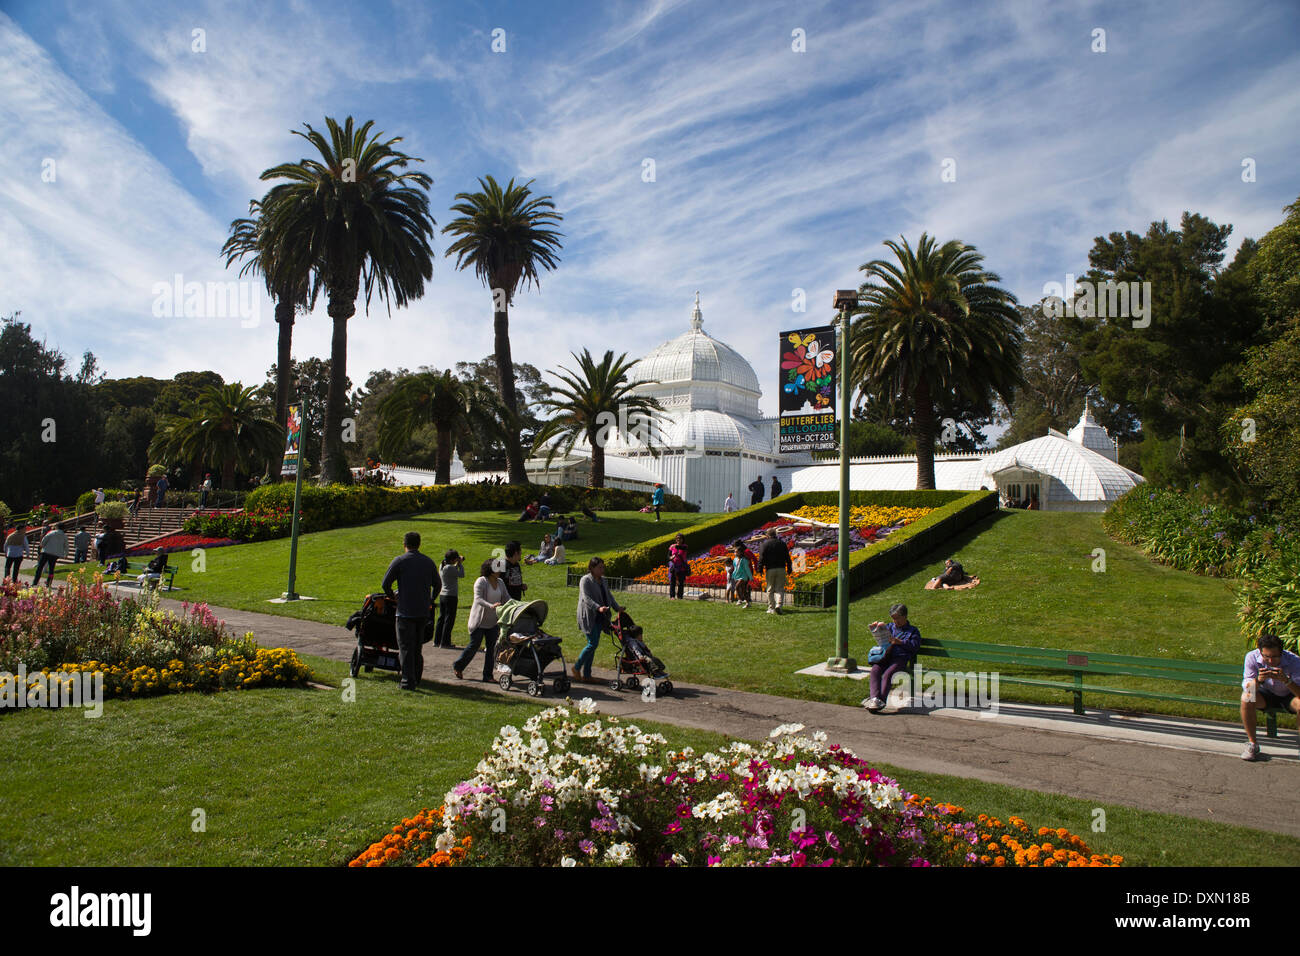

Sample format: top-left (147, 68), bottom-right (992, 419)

top-left (723, 475), bottom-right (782, 513)
top-left (379, 532), bottom-right (626, 691)
top-left (665, 528), bottom-right (793, 614)
top-left (4, 519), bottom-right (130, 586)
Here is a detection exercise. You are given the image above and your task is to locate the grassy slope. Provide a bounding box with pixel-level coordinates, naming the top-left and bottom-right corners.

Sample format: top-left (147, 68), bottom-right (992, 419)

top-left (1, 655), bottom-right (1295, 867)
top-left (155, 509), bottom-right (1245, 720)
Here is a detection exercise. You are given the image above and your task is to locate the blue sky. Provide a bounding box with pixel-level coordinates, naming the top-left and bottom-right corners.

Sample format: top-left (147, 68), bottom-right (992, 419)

top-left (2, 0), bottom-right (1297, 420)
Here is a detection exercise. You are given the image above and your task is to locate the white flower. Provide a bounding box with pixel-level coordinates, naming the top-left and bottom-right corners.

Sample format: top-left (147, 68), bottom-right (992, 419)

top-left (560, 856), bottom-right (577, 867)
top-left (638, 763), bottom-right (662, 782)
top-left (577, 721), bottom-right (601, 738)
top-left (435, 830), bottom-right (455, 853)
top-left (576, 698), bottom-right (598, 715)
top-left (605, 842), bottom-right (633, 864)
top-left (769, 723), bottom-right (805, 738)
top-left (670, 853), bottom-right (687, 866)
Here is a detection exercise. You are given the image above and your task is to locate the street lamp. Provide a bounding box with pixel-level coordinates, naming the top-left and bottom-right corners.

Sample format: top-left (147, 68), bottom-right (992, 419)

top-left (283, 374), bottom-right (306, 601)
top-left (827, 290), bottom-right (858, 672)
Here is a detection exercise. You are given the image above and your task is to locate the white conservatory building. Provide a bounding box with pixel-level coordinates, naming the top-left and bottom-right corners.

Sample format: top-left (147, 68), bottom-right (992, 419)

top-left (782, 403), bottom-right (1144, 512)
top-left (517, 294), bottom-right (791, 510)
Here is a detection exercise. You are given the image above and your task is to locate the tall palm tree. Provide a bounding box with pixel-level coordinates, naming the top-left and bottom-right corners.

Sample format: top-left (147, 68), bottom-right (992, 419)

top-left (850, 234), bottom-right (1023, 489)
top-left (532, 349), bottom-right (663, 489)
top-left (442, 176), bottom-right (563, 484)
top-left (221, 197), bottom-right (312, 479)
top-left (258, 116), bottom-right (437, 484)
top-left (149, 384), bottom-right (283, 489)
top-left (376, 370), bottom-right (499, 485)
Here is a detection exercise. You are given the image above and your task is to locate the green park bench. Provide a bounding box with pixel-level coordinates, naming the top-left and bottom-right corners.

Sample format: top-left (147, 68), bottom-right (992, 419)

top-left (909, 636), bottom-right (1292, 739)
top-left (114, 560), bottom-right (180, 592)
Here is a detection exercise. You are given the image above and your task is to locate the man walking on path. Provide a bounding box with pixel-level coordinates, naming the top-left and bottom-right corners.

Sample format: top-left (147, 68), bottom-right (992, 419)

top-left (724, 492), bottom-right (735, 513)
top-left (381, 531), bottom-right (437, 691)
top-left (770, 475), bottom-right (782, 500)
top-left (73, 526), bottom-right (91, 564)
top-left (33, 525), bottom-right (67, 587)
top-left (748, 476), bottom-right (764, 506)
top-left (759, 527), bottom-right (793, 614)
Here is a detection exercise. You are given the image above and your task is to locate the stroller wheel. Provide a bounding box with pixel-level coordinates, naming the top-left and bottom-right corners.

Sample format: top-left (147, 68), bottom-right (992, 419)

top-left (553, 677), bottom-right (571, 695)
top-left (498, 672), bottom-right (512, 692)
top-left (526, 680), bottom-right (544, 698)
top-left (660, 681), bottom-right (674, 696)
top-left (349, 648), bottom-right (360, 679)
top-left (625, 675), bottom-right (640, 689)
top-left (608, 679), bottom-right (622, 691)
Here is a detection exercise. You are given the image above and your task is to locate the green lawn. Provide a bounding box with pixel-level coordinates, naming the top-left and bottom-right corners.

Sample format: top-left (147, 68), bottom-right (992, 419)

top-left (1, 654), bottom-right (1294, 867)
top-left (154, 508), bottom-right (1246, 721)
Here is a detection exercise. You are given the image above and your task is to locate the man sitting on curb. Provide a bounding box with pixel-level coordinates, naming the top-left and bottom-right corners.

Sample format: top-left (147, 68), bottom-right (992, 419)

top-left (1240, 633), bottom-right (1300, 761)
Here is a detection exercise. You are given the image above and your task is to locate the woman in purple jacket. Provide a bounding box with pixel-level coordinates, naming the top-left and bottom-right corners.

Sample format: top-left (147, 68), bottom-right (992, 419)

top-left (864, 603), bottom-right (921, 713)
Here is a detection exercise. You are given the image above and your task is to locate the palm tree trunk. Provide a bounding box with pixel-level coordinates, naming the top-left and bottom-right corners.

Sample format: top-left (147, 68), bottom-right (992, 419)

top-left (222, 456), bottom-right (237, 490)
top-left (914, 377), bottom-right (937, 490)
top-left (589, 432), bottom-right (605, 489)
top-left (493, 302), bottom-right (527, 484)
top-left (321, 284), bottom-right (356, 485)
top-left (436, 424), bottom-right (452, 485)
top-left (272, 297), bottom-right (295, 481)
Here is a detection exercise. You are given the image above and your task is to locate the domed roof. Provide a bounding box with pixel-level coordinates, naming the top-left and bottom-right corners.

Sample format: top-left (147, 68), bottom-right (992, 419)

top-left (978, 434), bottom-right (1142, 504)
top-left (1066, 401), bottom-right (1118, 461)
top-left (663, 409), bottom-right (774, 453)
top-left (633, 293), bottom-right (762, 397)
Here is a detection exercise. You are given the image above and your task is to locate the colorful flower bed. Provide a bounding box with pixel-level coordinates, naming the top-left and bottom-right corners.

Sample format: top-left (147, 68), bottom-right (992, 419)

top-left (182, 509), bottom-right (297, 542)
top-left (350, 702), bottom-right (1121, 867)
top-left (0, 575), bottom-right (311, 705)
top-left (635, 504), bottom-right (933, 589)
top-left (349, 807), bottom-right (473, 867)
top-left (126, 532), bottom-right (239, 556)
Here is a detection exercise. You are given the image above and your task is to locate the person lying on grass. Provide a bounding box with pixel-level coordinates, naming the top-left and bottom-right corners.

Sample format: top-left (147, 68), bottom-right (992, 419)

top-left (929, 557), bottom-right (973, 589)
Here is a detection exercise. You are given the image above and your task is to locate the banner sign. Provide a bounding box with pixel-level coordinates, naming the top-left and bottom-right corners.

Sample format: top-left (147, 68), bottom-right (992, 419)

top-left (280, 402), bottom-right (303, 476)
top-left (778, 325), bottom-right (837, 453)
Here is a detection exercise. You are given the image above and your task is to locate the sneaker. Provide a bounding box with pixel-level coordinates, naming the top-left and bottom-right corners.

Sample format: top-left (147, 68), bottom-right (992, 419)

top-left (1240, 741), bottom-right (1260, 761)
top-left (765, 607), bottom-right (776, 614)
top-left (863, 697), bottom-right (882, 711)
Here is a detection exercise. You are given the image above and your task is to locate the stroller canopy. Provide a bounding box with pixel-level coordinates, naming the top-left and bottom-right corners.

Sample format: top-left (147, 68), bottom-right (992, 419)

top-left (498, 599), bottom-right (549, 631)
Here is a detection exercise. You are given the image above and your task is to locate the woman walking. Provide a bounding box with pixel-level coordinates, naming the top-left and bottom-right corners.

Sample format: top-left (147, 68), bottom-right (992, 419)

top-left (434, 549), bottom-right (465, 649)
top-left (651, 483), bottom-right (664, 521)
top-left (4, 523), bottom-right (27, 582)
top-left (454, 558), bottom-right (509, 681)
top-left (667, 533), bottom-right (689, 599)
top-left (573, 557), bottom-right (624, 683)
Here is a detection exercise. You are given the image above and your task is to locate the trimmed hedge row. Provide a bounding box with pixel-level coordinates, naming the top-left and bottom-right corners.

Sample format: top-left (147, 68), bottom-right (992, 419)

top-left (234, 482), bottom-right (695, 538)
top-left (601, 489), bottom-right (998, 605)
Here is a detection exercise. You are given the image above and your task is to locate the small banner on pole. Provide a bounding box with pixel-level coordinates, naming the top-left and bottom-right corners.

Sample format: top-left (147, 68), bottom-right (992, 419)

top-left (778, 326), bottom-right (837, 453)
top-left (280, 402), bottom-right (303, 477)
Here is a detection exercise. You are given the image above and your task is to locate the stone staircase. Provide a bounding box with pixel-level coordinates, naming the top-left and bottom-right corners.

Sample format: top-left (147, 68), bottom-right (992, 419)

top-left (18, 507), bottom-right (239, 561)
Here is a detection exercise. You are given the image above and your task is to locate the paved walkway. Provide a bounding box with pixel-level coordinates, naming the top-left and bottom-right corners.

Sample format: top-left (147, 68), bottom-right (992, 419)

top-left (156, 594), bottom-right (1300, 838)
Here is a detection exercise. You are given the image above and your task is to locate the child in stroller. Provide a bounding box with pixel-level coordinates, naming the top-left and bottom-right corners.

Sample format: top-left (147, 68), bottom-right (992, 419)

top-left (608, 610), bottom-right (673, 695)
top-left (494, 598), bottom-right (571, 698)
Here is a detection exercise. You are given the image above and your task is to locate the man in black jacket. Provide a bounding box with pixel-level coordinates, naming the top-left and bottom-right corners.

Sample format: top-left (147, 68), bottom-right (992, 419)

top-left (758, 528), bottom-right (794, 614)
top-left (748, 476), bottom-right (764, 506)
top-left (770, 475), bottom-right (783, 500)
top-left (382, 531), bottom-right (437, 690)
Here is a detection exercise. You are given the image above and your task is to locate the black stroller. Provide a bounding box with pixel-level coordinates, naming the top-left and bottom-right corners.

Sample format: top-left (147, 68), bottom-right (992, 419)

top-left (344, 592), bottom-right (409, 678)
top-left (609, 610), bottom-right (673, 695)
top-left (495, 599), bottom-right (571, 698)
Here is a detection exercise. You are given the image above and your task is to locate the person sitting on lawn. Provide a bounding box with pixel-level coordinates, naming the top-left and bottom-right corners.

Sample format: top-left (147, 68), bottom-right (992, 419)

top-left (1240, 633), bottom-right (1300, 761)
top-left (527, 533), bottom-right (555, 565)
top-left (518, 500), bottom-right (539, 522)
top-left (137, 548), bottom-right (169, 589)
top-left (543, 539), bottom-right (567, 565)
top-left (537, 492), bottom-right (553, 521)
top-left (863, 603), bottom-right (922, 713)
top-left (729, 542), bottom-right (753, 608)
top-left (580, 501), bottom-right (601, 522)
top-left (563, 516), bottom-right (579, 541)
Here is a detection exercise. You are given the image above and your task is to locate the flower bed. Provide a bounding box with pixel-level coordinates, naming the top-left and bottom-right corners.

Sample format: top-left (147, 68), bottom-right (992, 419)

top-left (351, 702), bottom-right (1121, 867)
top-left (126, 532), bottom-right (239, 556)
top-left (633, 504), bottom-right (931, 590)
top-left (0, 575), bottom-right (311, 705)
top-left (348, 807), bottom-right (473, 867)
top-left (182, 509), bottom-right (296, 542)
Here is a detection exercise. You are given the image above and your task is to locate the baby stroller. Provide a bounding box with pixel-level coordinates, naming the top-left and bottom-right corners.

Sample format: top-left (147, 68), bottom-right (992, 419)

top-left (494, 599), bottom-right (571, 698)
top-left (609, 611), bottom-right (672, 695)
top-left (344, 592), bottom-right (409, 678)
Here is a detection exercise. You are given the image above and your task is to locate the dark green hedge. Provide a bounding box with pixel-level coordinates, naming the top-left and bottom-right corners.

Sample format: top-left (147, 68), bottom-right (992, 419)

top-left (600, 489), bottom-right (998, 605)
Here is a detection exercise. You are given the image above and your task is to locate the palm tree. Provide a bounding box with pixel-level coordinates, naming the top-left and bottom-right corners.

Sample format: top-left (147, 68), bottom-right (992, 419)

top-left (258, 116), bottom-right (437, 484)
top-left (222, 198), bottom-right (311, 478)
top-left (850, 234), bottom-right (1023, 489)
top-left (149, 384), bottom-right (283, 489)
top-left (442, 176), bottom-right (563, 484)
top-left (376, 370), bottom-right (499, 485)
top-left (532, 349), bottom-right (663, 489)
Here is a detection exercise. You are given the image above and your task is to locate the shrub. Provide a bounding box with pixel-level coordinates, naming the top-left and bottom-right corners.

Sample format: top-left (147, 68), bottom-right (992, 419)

top-left (1236, 539), bottom-right (1300, 652)
top-left (147, 465), bottom-right (166, 478)
top-left (0, 501), bottom-right (9, 531)
top-left (385, 702), bottom-right (1122, 867)
top-left (96, 501), bottom-right (129, 520)
top-left (183, 509), bottom-right (295, 542)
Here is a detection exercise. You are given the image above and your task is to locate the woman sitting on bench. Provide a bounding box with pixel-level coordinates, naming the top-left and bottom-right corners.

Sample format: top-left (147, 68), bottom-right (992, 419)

top-left (138, 548), bottom-right (168, 589)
